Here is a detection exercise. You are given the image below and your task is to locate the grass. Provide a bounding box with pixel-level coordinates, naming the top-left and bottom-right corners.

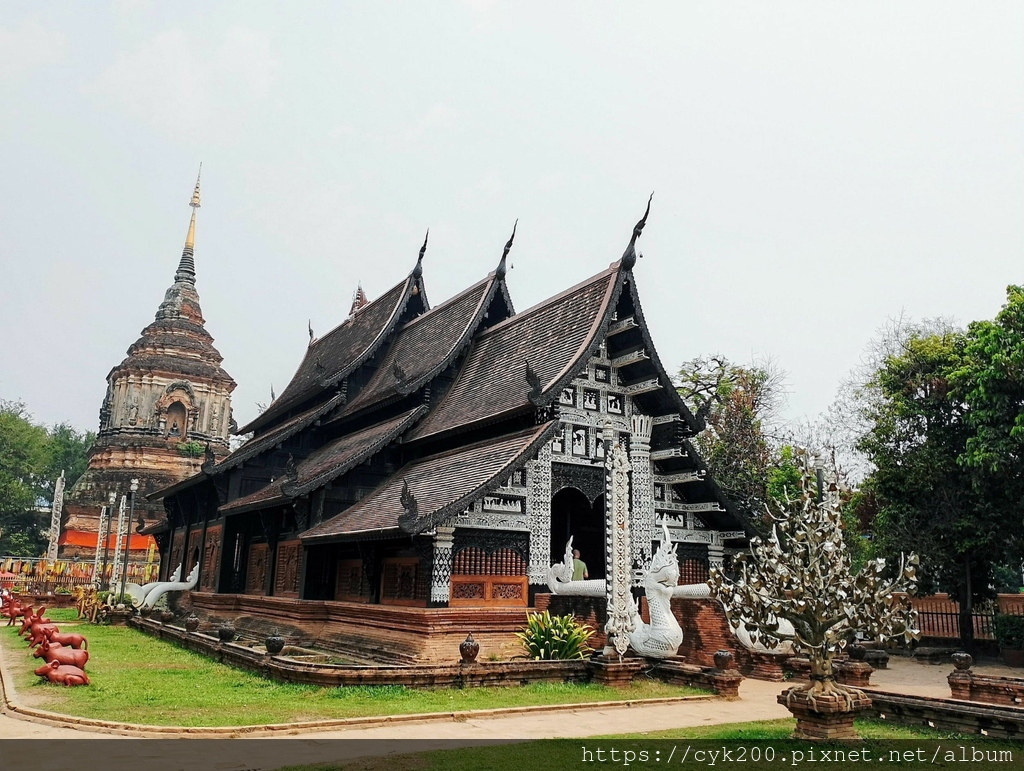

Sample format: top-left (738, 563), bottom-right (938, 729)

top-left (276, 720), bottom-right (1018, 771)
top-left (0, 621), bottom-right (705, 726)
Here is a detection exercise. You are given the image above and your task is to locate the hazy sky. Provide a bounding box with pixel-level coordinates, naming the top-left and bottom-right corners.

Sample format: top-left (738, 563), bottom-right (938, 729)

top-left (2, 2), bottom-right (1021, 435)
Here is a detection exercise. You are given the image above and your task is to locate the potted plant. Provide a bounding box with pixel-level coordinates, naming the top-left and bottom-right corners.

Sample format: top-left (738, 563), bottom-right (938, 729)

top-left (993, 614), bottom-right (1024, 667)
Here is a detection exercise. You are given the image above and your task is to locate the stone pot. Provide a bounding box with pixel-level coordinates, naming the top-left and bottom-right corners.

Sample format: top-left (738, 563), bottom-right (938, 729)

top-left (217, 625), bottom-right (236, 643)
top-left (459, 633), bottom-right (480, 664)
top-left (184, 615), bottom-right (200, 633)
top-left (139, 606), bottom-right (153, 618)
top-left (160, 610), bottom-right (175, 624)
top-left (265, 635), bottom-right (286, 655)
top-left (847, 643), bottom-right (867, 662)
top-left (951, 651), bottom-right (973, 671)
top-left (713, 649), bottom-right (735, 671)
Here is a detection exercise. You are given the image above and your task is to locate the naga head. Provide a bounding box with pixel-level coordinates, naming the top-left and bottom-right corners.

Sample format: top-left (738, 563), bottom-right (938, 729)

top-left (645, 525), bottom-right (680, 589)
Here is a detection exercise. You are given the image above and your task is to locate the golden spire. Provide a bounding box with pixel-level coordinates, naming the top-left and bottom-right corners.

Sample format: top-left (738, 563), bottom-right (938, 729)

top-left (176, 165), bottom-right (202, 283)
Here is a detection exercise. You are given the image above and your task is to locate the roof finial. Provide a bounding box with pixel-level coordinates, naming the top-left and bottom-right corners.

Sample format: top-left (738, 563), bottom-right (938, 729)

top-left (308, 319), bottom-right (315, 344)
top-left (349, 283), bottom-right (368, 316)
top-left (412, 229), bottom-right (428, 279)
top-left (496, 219), bottom-right (517, 279)
top-left (621, 192), bottom-right (652, 271)
top-left (175, 165), bottom-right (203, 284)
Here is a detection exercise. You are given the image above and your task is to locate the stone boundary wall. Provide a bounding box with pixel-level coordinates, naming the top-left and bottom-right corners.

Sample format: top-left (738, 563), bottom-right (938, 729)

top-left (949, 670), bottom-right (1024, 707)
top-left (864, 688), bottom-right (1024, 739)
top-left (537, 593), bottom-right (786, 681)
top-left (186, 593), bottom-right (530, 665)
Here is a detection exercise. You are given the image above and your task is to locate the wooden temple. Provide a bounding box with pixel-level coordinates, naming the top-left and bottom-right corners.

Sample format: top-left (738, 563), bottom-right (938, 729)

top-left (151, 209), bottom-right (750, 621)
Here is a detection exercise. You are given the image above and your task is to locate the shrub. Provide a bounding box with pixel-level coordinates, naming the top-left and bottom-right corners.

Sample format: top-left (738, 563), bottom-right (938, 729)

top-left (516, 611), bottom-right (594, 660)
top-left (176, 441), bottom-right (206, 458)
top-left (994, 614), bottom-right (1024, 650)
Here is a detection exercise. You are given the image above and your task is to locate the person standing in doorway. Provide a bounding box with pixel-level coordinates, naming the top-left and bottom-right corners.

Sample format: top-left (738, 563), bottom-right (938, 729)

top-left (572, 548), bottom-right (589, 581)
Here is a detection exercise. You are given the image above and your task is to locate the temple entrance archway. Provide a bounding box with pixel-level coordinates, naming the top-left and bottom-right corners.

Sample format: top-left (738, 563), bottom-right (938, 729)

top-left (550, 487), bottom-right (605, 579)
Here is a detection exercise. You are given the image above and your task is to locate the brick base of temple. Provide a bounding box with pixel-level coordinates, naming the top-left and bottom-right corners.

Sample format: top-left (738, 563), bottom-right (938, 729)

top-left (186, 593), bottom-right (531, 665)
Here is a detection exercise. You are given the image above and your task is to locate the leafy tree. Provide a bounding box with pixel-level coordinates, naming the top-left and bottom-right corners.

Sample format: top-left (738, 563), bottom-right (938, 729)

top-left (0, 400), bottom-right (94, 556)
top-left (676, 355), bottom-right (787, 526)
top-left (955, 285), bottom-right (1024, 537)
top-left (854, 329), bottom-right (1011, 650)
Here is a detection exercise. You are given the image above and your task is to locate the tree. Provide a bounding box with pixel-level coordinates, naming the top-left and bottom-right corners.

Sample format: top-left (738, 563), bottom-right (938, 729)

top-left (676, 355), bottom-right (787, 526)
top-left (0, 400), bottom-right (94, 556)
top-left (0, 400), bottom-right (51, 556)
top-left (854, 327), bottom-right (1013, 650)
top-left (956, 285), bottom-right (1024, 531)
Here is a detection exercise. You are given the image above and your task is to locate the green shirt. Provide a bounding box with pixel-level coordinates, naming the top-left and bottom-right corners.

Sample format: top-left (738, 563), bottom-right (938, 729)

top-left (572, 558), bottom-right (588, 581)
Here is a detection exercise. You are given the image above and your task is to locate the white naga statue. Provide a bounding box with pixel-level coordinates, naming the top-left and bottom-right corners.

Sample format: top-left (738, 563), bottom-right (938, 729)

top-left (547, 527), bottom-right (710, 658)
top-left (141, 563), bottom-right (200, 609)
top-left (125, 563), bottom-right (182, 607)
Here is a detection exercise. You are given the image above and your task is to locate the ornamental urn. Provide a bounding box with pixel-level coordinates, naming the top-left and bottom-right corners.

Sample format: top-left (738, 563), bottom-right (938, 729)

top-left (951, 651), bottom-right (973, 671)
top-left (459, 633), bottom-right (480, 664)
top-left (713, 649), bottom-right (734, 671)
top-left (847, 643), bottom-right (867, 662)
top-left (139, 606), bottom-right (153, 618)
top-left (217, 625), bottom-right (236, 642)
top-left (184, 615), bottom-right (200, 633)
top-left (265, 635), bottom-right (286, 655)
top-left (160, 610), bottom-right (175, 624)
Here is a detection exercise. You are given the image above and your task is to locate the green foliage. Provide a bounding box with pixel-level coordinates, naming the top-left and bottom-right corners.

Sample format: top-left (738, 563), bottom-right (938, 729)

top-left (516, 611), bottom-right (595, 660)
top-left (176, 441), bottom-right (206, 458)
top-left (0, 400), bottom-right (93, 556)
top-left (676, 356), bottom-right (786, 528)
top-left (993, 614), bottom-right (1024, 650)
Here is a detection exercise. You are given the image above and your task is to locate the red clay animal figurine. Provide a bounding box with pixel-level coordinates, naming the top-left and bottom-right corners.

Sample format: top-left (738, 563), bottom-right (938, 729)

top-left (25, 624), bottom-right (60, 648)
top-left (34, 660), bottom-right (90, 686)
top-left (44, 628), bottom-right (87, 650)
top-left (33, 639), bottom-right (89, 669)
top-left (17, 607), bottom-right (52, 635)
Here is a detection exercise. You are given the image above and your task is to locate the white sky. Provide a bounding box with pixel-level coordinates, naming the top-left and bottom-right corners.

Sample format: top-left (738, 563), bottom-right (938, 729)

top-left (1, 2), bottom-right (1021, 434)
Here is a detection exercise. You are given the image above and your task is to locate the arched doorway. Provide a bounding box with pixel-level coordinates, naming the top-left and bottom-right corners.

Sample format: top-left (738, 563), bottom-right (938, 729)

top-left (550, 487), bottom-right (605, 579)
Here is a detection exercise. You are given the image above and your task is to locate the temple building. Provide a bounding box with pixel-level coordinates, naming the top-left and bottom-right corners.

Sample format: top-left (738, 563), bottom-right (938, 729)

top-left (60, 173), bottom-right (236, 559)
top-left (153, 207), bottom-right (749, 631)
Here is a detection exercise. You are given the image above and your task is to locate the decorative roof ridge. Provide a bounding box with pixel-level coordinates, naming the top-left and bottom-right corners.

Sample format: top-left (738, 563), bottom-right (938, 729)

top-left (398, 420), bottom-right (558, 535)
top-left (213, 392), bottom-right (347, 475)
top-left (472, 262), bottom-right (620, 342)
top-left (531, 264), bottom-right (624, 406)
top-left (621, 273), bottom-right (704, 436)
top-left (282, 405), bottom-right (427, 498)
top-left (238, 271), bottom-right (424, 435)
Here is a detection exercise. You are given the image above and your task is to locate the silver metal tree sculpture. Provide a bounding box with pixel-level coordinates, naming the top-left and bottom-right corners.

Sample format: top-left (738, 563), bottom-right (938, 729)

top-left (709, 449), bottom-right (920, 707)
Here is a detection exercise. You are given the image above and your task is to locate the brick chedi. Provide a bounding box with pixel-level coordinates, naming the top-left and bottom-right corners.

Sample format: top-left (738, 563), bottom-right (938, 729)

top-left (60, 171), bottom-right (236, 558)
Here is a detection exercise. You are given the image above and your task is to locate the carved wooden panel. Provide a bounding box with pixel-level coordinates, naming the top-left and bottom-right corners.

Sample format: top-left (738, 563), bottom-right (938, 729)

top-left (334, 558), bottom-right (370, 602)
top-left (274, 540), bottom-right (302, 598)
top-left (187, 527), bottom-right (204, 575)
top-left (245, 543), bottom-right (269, 596)
top-left (168, 531), bottom-right (185, 580)
top-left (449, 575), bottom-right (528, 607)
top-left (199, 525), bottom-right (222, 592)
top-left (380, 557), bottom-right (425, 607)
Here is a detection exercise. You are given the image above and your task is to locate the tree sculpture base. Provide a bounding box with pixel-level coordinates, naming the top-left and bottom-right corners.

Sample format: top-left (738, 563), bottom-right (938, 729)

top-left (778, 685), bottom-right (872, 742)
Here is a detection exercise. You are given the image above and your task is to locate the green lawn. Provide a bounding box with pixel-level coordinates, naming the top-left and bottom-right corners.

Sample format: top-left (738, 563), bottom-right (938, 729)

top-left (0, 621), bottom-right (705, 726)
top-left (278, 721), bottom-right (1017, 771)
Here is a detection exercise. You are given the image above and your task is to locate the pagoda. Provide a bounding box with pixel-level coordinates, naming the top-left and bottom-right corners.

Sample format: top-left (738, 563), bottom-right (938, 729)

top-left (60, 172), bottom-right (236, 558)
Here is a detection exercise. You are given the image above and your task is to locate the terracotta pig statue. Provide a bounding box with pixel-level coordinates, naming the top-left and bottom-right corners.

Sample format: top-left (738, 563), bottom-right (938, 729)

top-left (34, 660), bottom-right (90, 687)
top-left (33, 639), bottom-right (89, 669)
top-left (44, 628), bottom-right (87, 650)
